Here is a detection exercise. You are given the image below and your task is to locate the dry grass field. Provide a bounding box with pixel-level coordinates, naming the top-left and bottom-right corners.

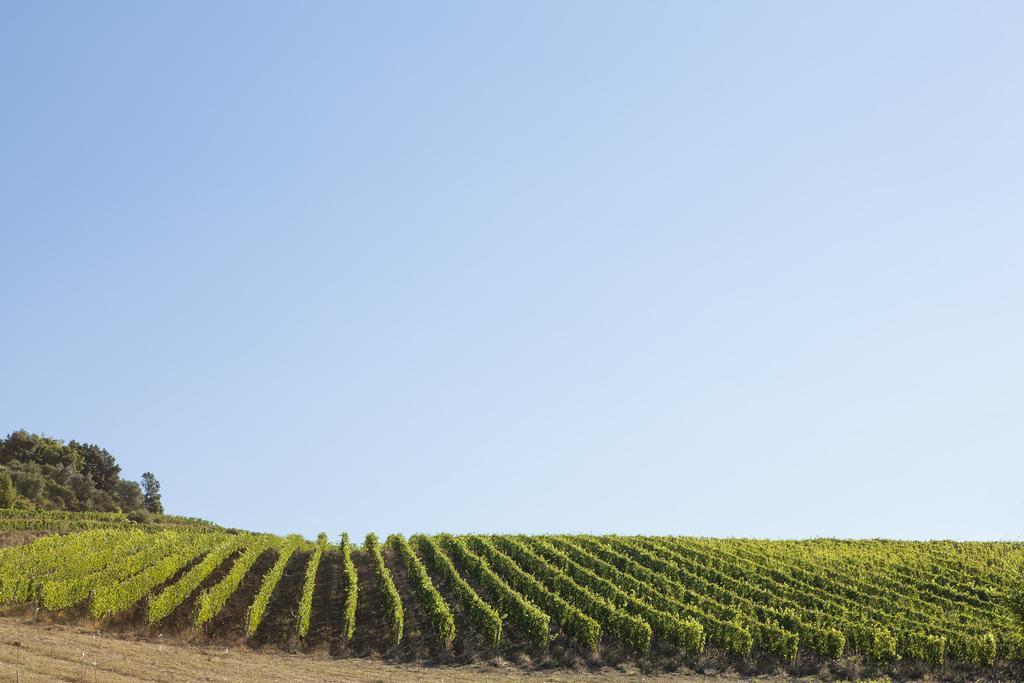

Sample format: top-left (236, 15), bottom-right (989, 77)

top-left (0, 616), bottom-right (826, 683)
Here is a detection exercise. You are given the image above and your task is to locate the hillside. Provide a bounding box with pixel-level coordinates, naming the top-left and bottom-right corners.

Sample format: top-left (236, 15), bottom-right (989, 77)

top-left (1, 512), bottom-right (1022, 681)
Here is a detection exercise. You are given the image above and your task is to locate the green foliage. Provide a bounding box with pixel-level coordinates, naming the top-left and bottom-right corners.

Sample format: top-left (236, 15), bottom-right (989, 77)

top-left (494, 536), bottom-right (651, 655)
top-left (0, 470), bottom-right (16, 507)
top-left (0, 508), bottom-right (219, 533)
top-left (71, 441), bottom-right (121, 492)
top-left (38, 529), bottom-right (206, 612)
top-left (804, 620), bottom-right (847, 660)
top-left (756, 618), bottom-right (799, 662)
top-left (414, 534), bottom-right (502, 650)
top-left (389, 534), bottom-right (455, 649)
top-left (468, 535), bottom-right (601, 650)
top-left (1008, 574), bottom-right (1024, 629)
top-left (141, 472), bottom-right (163, 514)
top-left (554, 536), bottom-right (717, 655)
top-left (601, 537), bottom-right (770, 657)
top-left (948, 631), bottom-right (997, 667)
top-left (0, 430), bottom-right (81, 469)
top-left (532, 536), bottom-right (701, 655)
top-left (438, 534), bottom-right (549, 650)
top-left (296, 533), bottom-right (328, 638)
top-left (0, 431), bottom-right (153, 514)
top-left (899, 631), bottom-right (945, 667)
top-left (38, 531), bottom-right (150, 610)
top-left (115, 480), bottom-right (145, 513)
top-left (340, 532), bottom-right (358, 643)
top-left (197, 535), bottom-right (276, 627)
top-left (364, 532), bottom-right (403, 645)
top-left (246, 537), bottom-right (302, 636)
top-left (88, 531), bottom-right (224, 618)
top-left (1, 526), bottom-right (1021, 671)
top-left (0, 529), bottom-right (141, 604)
top-left (147, 535), bottom-right (247, 623)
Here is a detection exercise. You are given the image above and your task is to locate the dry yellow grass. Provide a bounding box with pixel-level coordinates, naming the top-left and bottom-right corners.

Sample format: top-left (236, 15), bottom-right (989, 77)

top-left (0, 616), bottom-right (808, 683)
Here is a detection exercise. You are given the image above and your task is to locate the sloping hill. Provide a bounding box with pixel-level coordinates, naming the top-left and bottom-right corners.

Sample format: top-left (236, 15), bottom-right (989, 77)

top-left (1, 516), bottom-right (1022, 680)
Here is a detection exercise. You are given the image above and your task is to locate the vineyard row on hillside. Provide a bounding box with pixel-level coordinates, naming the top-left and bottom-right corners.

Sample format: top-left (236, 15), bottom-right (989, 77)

top-left (0, 526), bottom-right (1022, 676)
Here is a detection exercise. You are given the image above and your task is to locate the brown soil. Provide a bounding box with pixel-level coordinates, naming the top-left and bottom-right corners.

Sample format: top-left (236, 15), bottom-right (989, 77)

top-left (346, 546), bottom-right (392, 657)
top-left (247, 548), bottom-right (306, 649)
top-left (302, 548), bottom-right (344, 653)
top-left (0, 531), bottom-right (50, 548)
top-left (415, 543), bottom-right (497, 660)
top-left (151, 550), bottom-right (243, 637)
top-left (203, 548), bottom-right (277, 640)
top-left (385, 544), bottom-right (452, 662)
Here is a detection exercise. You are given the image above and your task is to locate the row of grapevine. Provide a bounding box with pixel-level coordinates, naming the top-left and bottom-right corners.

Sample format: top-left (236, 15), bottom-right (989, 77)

top-left (0, 509), bottom-right (129, 522)
top-left (0, 526), bottom-right (1020, 671)
top-left (364, 532), bottom-right (404, 645)
top-left (527, 537), bottom-right (705, 656)
top-left (606, 537), bottom-right (799, 660)
top-left (147, 534), bottom-right (250, 623)
top-left (247, 537), bottom-right (304, 636)
top-left (673, 539), bottom-right (893, 662)
top-left (388, 534), bottom-right (456, 648)
top-left (0, 509), bottom-right (219, 532)
top-left (714, 539), bottom-right (972, 662)
top-left (40, 530), bottom-right (187, 610)
top-left (467, 536), bottom-right (601, 650)
top-left (627, 537), bottom-right (837, 659)
top-left (297, 533), bottom-right (329, 638)
top-left (439, 534), bottom-right (550, 650)
top-left (651, 537), bottom-right (898, 660)
top-left (555, 536), bottom-right (754, 655)
top-left (196, 535), bottom-right (278, 627)
top-left (657, 537), bottom-right (991, 665)
top-left (340, 532), bottom-right (358, 643)
top-left (566, 536), bottom-right (754, 657)
top-left (90, 533), bottom-right (225, 618)
top-left (413, 535), bottom-right (502, 649)
top-left (29, 531), bottom-right (150, 600)
top-left (640, 537), bottom-right (853, 658)
top-left (0, 509), bottom-right (132, 533)
top-left (727, 540), bottom-right (962, 632)
top-left (492, 536), bottom-right (652, 654)
top-left (0, 529), bottom-right (149, 604)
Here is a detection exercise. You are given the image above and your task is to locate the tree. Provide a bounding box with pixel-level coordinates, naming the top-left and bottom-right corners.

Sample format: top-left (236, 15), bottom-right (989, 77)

top-left (0, 470), bottom-right (16, 507)
top-left (9, 461), bottom-right (46, 503)
top-left (114, 479), bottom-right (145, 512)
top-left (0, 431), bottom-right (152, 514)
top-left (0, 430), bottom-right (81, 470)
top-left (141, 472), bottom-right (164, 514)
top-left (0, 430), bottom-right (34, 465)
top-left (70, 441), bottom-right (121, 492)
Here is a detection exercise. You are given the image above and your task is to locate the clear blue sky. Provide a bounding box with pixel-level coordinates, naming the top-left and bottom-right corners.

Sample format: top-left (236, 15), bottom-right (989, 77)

top-left (3, 2), bottom-right (1022, 541)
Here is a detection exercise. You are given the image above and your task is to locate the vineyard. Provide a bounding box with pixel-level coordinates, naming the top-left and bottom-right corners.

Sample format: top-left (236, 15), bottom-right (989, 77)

top-left (0, 508), bottom-right (221, 533)
top-left (1, 515), bottom-right (1022, 680)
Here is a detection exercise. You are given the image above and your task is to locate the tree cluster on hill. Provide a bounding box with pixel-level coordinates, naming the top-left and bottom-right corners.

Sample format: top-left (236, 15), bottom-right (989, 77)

top-left (0, 430), bottom-right (163, 515)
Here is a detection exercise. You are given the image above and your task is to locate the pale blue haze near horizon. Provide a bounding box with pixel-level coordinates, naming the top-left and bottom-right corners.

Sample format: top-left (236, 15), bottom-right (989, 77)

top-left (2, 2), bottom-right (1022, 541)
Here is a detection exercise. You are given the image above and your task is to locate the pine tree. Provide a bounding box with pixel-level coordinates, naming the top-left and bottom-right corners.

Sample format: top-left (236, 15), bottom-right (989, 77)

top-left (141, 472), bottom-right (164, 514)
